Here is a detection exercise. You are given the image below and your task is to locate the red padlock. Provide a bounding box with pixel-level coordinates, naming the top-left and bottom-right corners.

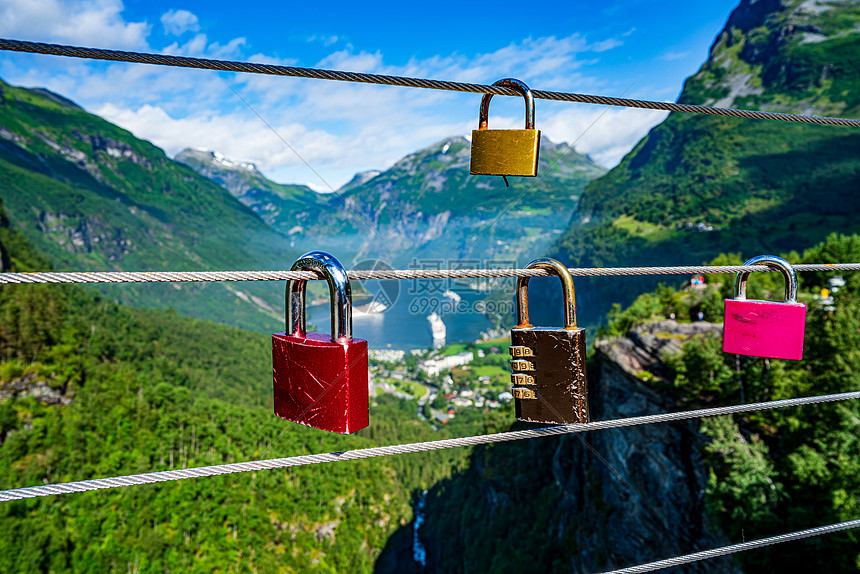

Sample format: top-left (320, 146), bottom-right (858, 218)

top-left (723, 255), bottom-right (806, 360)
top-left (272, 251), bottom-right (369, 434)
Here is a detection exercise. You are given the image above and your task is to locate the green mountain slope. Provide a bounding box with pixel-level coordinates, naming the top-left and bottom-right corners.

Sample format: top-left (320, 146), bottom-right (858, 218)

top-left (175, 148), bottom-right (333, 237)
top-left (181, 136), bottom-right (606, 270)
top-left (0, 197), bottom-right (488, 572)
top-left (0, 79), bottom-right (295, 332)
top-left (0, 198), bottom-right (396, 571)
top-left (396, 233), bottom-right (860, 573)
top-left (339, 135), bottom-right (604, 219)
top-left (551, 0), bottom-right (860, 325)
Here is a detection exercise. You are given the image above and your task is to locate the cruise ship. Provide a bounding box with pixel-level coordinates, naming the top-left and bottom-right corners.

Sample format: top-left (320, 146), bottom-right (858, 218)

top-left (427, 312), bottom-right (446, 347)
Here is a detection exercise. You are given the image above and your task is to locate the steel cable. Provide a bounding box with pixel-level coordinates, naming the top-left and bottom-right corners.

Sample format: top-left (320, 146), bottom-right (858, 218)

top-left (3, 38), bottom-right (858, 569)
top-left (2, 39), bottom-right (860, 127)
top-left (0, 263), bottom-right (858, 285)
top-left (1, 390), bottom-right (857, 501)
top-left (599, 518), bottom-right (860, 573)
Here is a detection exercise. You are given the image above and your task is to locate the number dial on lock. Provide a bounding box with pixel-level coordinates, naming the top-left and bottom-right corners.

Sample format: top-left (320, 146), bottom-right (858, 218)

top-left (510, 327), bottom-right (589, 425)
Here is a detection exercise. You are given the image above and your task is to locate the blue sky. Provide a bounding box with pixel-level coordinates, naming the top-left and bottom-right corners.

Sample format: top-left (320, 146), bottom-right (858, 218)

top-left (0, 0), bottom-right (739, 189)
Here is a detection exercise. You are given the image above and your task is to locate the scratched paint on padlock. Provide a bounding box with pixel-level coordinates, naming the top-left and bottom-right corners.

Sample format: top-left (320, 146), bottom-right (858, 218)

top-left (723, 299), bottom-right (806, 360)
top-left (273, 331), bottom-right (369, 434)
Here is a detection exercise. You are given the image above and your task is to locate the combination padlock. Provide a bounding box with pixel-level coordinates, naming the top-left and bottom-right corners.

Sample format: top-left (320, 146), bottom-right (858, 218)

top-left (509, 258), bottom-right (589, 424)
top-left (723, 255), bottom-right (806, 360)
top-left (272, 251), bottom-right (369, 434)
top-left (470, 78), bottom-right (541, 179)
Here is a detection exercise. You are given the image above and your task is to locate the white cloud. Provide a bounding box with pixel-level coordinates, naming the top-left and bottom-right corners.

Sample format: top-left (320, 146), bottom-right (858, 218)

top-left (95, 99), bottom-right (474, 189)
top-left (95, 103), bottom-right (337, 167)
top-left (540, 105), bottom-right (669, 167)
top-left (661, 50), bottom-right (690, 61)
top-left (0, 0), bottom-right (149, 49)
top-left (590, 38), bottom-right (624, 52)
top-left (0, 3), bottom-right (662, 189)
top-left (308, 34), bottom-right (339, 47)
top-left (317, 49), bottom-right (384, 73)
top-left (162, 33), bottom-right (246, 58)
top-left (160, 9), bottom-right (199, 36)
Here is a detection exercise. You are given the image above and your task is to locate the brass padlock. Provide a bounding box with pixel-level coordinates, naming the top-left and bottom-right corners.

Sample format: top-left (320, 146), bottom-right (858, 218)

top-left (470, 78), bottom-right (541, 179)
top-left (509, 258), bottom-right (589, 424)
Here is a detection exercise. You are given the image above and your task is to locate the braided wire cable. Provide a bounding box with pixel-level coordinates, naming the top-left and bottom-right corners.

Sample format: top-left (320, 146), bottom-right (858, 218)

top-left (1, 391), bottom-right (857, 501)
top-left (2, 39), bottom-right (860, 127)
top-left (0, 263), bottom-right (857, 284)
top-left (599, 518), bottom-right (860, 574)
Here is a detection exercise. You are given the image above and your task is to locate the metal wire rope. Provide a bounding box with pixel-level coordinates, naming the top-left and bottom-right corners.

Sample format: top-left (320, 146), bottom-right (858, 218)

top-left (0, 263), bottom-right (858, 285)
top-left (599, 518), bottom-right (860, 574)
top-left (1, 40), bottom-right (857, 566)
top-left (0, 390), bottom-right (857, 501)
top-left (1, 36), bottom-right (858, 572)
top-left (2, 39), bottom-right (860, 127)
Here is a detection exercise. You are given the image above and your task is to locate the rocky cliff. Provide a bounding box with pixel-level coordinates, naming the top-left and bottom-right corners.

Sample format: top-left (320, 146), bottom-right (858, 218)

top-left (379, 320), bottom-right (738, 573)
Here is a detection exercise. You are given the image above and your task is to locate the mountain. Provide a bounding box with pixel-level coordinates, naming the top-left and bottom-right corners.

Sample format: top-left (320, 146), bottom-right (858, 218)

top-left (0, 79), bottom-right (295, 332)
top-left (382, 320), bottom-right (737, 574)
top-left (0, 196), bottom-right (486, 572)
top-left (550, 0), bottom-right (860, 326)
top-left (383, 232), bottom-right (860, 573)
top-left (180, 136), bottom-right (606, 268)
top-left (174, 147), bottom-right (333, 237)
top-left (0, 71), bottom-right (604, 347)
top-left (339, 169), bottom-right (383, 193)
top-left (336, 135), bottom-right (607, 265)
top-left (337, 135), bottom-right (602, 220)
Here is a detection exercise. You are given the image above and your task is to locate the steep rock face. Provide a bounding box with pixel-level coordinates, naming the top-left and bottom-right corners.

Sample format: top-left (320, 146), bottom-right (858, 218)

top-left (602, 320), bottom-right (724, 380)
top-left (0, 371), bottom-right (72, 408)
top-left (390, 320), bottom-right (735, 573)
top-left (682, 0), bottom-right (860, 114)
top-left (566, 332), bottom-right (733, 573)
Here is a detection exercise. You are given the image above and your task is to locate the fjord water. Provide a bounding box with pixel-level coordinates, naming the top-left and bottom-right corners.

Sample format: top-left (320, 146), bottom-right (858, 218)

top-left (307, 287), bottom-right (495, 350)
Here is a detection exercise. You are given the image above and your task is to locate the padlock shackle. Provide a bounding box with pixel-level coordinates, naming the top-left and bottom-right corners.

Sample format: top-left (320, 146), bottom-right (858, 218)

top-left (286, 251), bottom-right (353, 342)
top-left (734, 254), bottom-right (798, 304)
top-left (515, 258), bottom-right (577, 329)
top-left (478, 78), bottom-right (536, 131)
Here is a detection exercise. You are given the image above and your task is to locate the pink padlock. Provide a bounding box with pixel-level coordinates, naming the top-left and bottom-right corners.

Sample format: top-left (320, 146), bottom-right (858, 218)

top-left (723, 255), bottom-right (806, 360)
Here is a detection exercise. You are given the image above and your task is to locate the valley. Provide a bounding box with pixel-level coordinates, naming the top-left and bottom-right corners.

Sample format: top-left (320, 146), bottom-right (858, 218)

top-left (2, 0), bottom-right (860, 571)
top-left (178, 134), bottom-right (604, 270)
